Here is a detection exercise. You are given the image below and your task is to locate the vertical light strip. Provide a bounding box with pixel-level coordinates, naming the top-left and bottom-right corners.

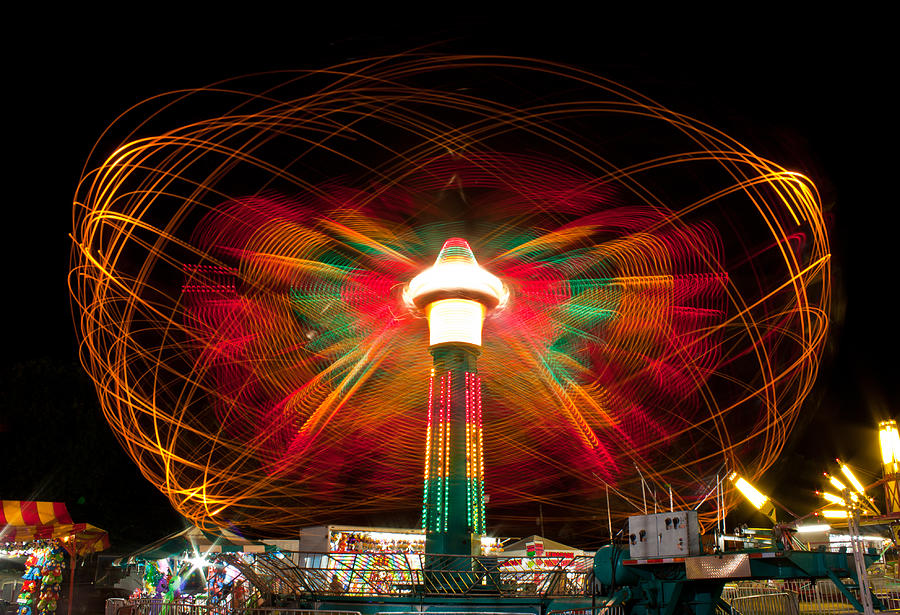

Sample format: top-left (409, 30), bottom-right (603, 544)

top-left (461, 371), bottom-right (486, 535)
top-left (423, 366), bottom-right (484, 536)
top-left (476, 374), bottom-right (485, 534)
top-left (422, 370), bottom-right (434, 529)
top-left (433, 373), bottom-right (446, 533)
top-left (465, 372), bottom-right (473, 528)
top-left (442, 371), bottom-right (451, 532)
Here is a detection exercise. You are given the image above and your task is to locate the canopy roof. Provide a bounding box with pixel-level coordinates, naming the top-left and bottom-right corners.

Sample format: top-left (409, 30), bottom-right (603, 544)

top-left (501, 535), bottom-right (583, 555)
top-left (0, 500), bottom-right (109, 555)
top-left (113, 525), bottom-right (276, 565)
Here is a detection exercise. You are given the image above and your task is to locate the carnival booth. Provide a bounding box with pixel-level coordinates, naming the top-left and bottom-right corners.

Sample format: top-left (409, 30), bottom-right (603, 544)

top-left (499, 535), bottom-right (583, 559)
top-left (0, 500), bottom-right (109, 615)
top-left (298, 525), bottom-right (507, 595)
top-left (301, 524), bottom-right (505, 555)
top-left (495, 536), bottom-right (589, 594)
top-left (113, 526), bottom-right (277, 612)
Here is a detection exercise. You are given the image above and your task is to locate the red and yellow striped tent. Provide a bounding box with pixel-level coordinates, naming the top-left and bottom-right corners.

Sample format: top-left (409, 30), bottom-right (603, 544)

top-left (1, 500), bottom-right (109, 554)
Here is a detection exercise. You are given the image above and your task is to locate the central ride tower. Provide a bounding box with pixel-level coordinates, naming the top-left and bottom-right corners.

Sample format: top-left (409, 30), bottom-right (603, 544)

top-left (404, 238), bottom-right (508, 557)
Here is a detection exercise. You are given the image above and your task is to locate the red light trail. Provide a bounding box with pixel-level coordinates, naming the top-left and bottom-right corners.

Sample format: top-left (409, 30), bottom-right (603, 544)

top-left (70, 56), bottom-right (829, 538)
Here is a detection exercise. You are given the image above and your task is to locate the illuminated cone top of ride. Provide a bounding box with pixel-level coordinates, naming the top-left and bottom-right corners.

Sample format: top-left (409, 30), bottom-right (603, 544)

top-left (403, 238), bottom-right (508, 347)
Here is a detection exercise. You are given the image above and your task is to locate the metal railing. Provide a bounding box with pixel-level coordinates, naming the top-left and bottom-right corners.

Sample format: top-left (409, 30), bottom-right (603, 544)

top-left (720, 578), bottom-right (900, 615)
top-left (111, 557), bottom-right (900, 615)
top-left (217, 551), bottom-right (595, 598)
top-left (720, 584), bottom-right (799, 615)
top-left (793, 579), bottom-right (856, 613)
top-left (106, 598), bottom-right (127, 615)
top-left (113, 604), bottom-right (362, 615)
top-left (124, 598), bottom-right (226, 615)
top-left (870, 575), bottom-right (900, 610)
top-left (237, 610), bottom-right (361, 615)
top-left (728, 593), bottom-right (798, 615)
top-left (547, 607), bottom-right (624, 615)
top-left (792, 577), bottom-right (900, 613)
top-left (121, 595), bottom-right (270, 615)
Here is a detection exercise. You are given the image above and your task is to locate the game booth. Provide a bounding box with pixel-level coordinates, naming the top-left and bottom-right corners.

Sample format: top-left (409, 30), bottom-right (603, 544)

top-left (493, 536), bottom-right (588, 594)
top-left (0, 500), bottom-right (109, 615)
top-left (111, 526), bottom-right (280, 613)
top-left (289, 525), bottom-right (590, 597)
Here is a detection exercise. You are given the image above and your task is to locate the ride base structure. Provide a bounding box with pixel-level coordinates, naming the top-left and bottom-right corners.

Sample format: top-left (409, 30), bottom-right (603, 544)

top-left (222, 526), bottom-right (881, 615)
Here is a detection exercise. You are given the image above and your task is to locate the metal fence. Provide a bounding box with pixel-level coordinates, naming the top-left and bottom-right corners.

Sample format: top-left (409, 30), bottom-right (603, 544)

top-left (120, 598), bottom-right (226, 615)
top-left (719, 586), bottom-right (799, 615)
top-left (217, 552), bottom-right (595, 598)
top-left (719, 578), bottom-right (900, 615)
top-left (119, 598), bottom-right (273, 615)
top-left (112, 605), bottom-right (362, 615)
top-left (233, 610), bottom-right (360, 615)
top-left (115, 606), bottom-right (614, 615)
top-left (113, 579), bottom-right (900, 615)
top-left (547, 607), bottom-right (624, 615)
top-left (792, 577), bottom-right (900, 613)
top-left (111, 563), bottom-right (899, 615)
top-left (106, 598), bottom-right (127, 615)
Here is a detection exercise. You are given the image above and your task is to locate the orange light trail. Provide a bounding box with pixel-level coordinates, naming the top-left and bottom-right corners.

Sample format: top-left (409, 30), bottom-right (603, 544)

top-left (70, 56), bottom-right (830, 539)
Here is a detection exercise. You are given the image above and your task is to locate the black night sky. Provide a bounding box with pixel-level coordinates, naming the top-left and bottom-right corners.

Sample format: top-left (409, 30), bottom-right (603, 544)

top-left (2, 16), bottom-right (895, 552)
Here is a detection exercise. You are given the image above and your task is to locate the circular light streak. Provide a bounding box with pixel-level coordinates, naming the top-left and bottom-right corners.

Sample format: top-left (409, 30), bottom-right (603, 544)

top-left (70, 55), bottom-right (830, 538)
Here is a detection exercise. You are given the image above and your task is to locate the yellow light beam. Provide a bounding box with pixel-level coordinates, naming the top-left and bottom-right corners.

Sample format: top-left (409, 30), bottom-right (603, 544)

top-left (730, 472), bottom-right (777, 523)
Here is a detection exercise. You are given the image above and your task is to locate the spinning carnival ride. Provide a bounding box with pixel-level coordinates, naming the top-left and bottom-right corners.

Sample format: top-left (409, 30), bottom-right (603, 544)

top-left (70, 56), bottom-right (830, 542)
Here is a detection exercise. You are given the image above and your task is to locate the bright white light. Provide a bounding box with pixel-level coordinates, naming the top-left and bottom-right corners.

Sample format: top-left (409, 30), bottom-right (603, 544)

top-left (829, 533), bottom-right (889, 543)
top-left (795, 524), bottom-right (830, 533)
top-left (820, 509), bottom-right (849, 519)
top-left (361, 530), bottom-right (424, 542)
top-left (732, 476), bottom-right (768, 510)
top-left (406, 262), bottom-right (507, 309)
top-left (425, 299), bottom-right (487, 346)
top-left (840, 465), bottom-right (867, 494)
top-left (880, 420), bottom-right (900, 464)
top-left (404, 239), bottom-right (509, 347)
top-left (188, 555), bottom-right (208, 570)
top-left (827, 475), bottom-right (847, 492)
top-left (821, 491), bottom-right (846, 506)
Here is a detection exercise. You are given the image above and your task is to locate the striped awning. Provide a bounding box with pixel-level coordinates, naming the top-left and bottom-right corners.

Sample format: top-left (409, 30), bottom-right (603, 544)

top-left (1, 500), bottom-right (110, 555)
top-left (1, 501), bottom-right (73, 526)
top-left (112, 526), bottom-right (275, 566)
